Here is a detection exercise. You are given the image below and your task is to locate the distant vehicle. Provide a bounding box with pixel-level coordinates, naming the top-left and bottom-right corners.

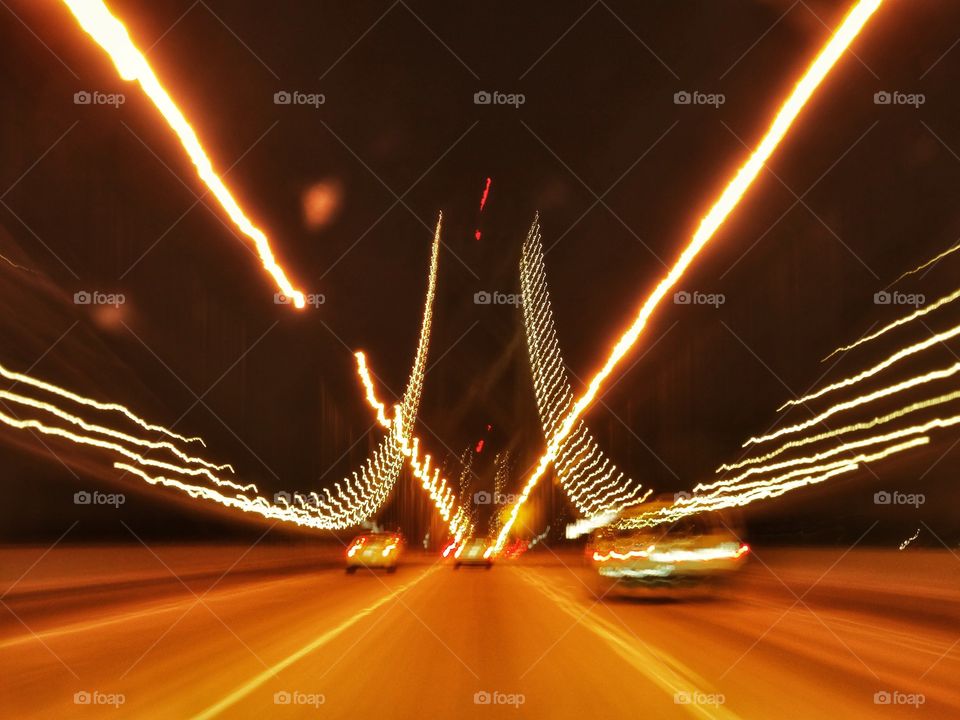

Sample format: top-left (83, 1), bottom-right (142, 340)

top-left (345, 532), bottom-right (403, 573)
top-left (454, 537), bottom-right (493, 569)
top-left (588, 499), bottom-right (748, 592)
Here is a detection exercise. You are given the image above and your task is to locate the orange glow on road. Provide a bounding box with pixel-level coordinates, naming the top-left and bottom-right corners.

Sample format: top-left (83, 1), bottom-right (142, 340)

top-left (61, 0), bottom-right (306, 307)
top-left (496, 0), bottom-right (884, 550)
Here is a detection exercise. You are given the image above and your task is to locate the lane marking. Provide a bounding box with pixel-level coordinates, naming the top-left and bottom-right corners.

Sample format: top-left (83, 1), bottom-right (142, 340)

top-left (192, 565), bottom-right (438, 719)
top-left (516, 568), bottom-right (744, 720)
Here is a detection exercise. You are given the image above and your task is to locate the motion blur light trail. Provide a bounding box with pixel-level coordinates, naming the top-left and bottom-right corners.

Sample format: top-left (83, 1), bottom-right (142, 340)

top-left (781, 320), bottom-right (960, 410)
top-left (355, 351), bottom-right (471, 540)
top-left (620, 438), bottom-right (928, 529)
top-left (894, 239), bottom-right (960, 283)
top-left (748, 362), bottom-right (960, 447)
top-left (718, 388), bottom-right (960, 472)
top-left (496, 0), bottom-right (884, 550)
top-left (0, 361), bottom-right (203, 445)
top-left (520, 219), bottom-right (649, 517)
top-left (0, 218), bottom-right (447, 530)
top-left (60, 0), bottom-right (306, 307)
top-left (822, 287), bottom-right (960, 360)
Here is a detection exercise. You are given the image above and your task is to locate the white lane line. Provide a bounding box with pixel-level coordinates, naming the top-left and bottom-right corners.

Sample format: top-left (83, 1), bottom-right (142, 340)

top-left (192, 564), bottom-right (439, 719)
top-left (516, 568), bottom-right (744, 720)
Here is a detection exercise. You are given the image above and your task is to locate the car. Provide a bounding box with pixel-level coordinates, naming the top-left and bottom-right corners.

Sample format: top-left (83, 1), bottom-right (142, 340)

top-left (345, 532), bottom-right (403, 573)
top-left (588, 499), bottom-right (748, 592)
top-left (454, 537), bottom-right (493, 569)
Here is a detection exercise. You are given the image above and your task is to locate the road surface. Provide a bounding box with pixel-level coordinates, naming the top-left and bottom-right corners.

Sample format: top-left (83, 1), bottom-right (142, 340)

top-left (1, 544), bottom-right (958, 718)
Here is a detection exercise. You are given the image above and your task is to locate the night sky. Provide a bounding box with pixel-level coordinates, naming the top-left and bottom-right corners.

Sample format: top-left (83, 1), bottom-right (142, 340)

top-left (2, 0), bottom-right (959, 543)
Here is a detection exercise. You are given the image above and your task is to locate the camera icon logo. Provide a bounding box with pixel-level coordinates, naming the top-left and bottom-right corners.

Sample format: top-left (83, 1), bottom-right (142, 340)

top-left (873, 91), bottom-right (892, 105)
top-left (74, 291), bottom-right (92, 305)
top-left (673, 91), bottom-right (692, 105)
top-left (874, 691), bottom-right (891, 705)
top-left (73, 91), bottom-right (92, 105)
top-left (673, 291), bottom-right (691, 305)
top-left (274, 91), bottom-right (292, 105)
top-left (674, 692), bottom-right (692, 704)
top-left (474, 91), bottom-right (492, 105)
top-left (873, 290), bottom-right (891, 305)
top-left (674, 491), bottom-right (692, 502)
top-left (274, 491), bottom-right (292, 504)
top-left (474, 691), bottom-right (491, 705)
top-left (74, 491), bottom-right (92, 505)
top-left (74, 691), bottom-right (91, 705)
top-left (474, 290), bottom-right (492, 305)
top-left (473, 490), bottom-right (492, 505)
top-left (274, 292), bottom-right (293, 305)
top-left (273, 690), bottom-right (292, 705)
top-left (874, 490), bottom-right (892, 505)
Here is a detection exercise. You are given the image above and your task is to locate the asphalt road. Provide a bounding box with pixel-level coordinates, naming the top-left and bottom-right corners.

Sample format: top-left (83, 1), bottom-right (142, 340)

top-left (1, 545), bottom-right (958, 718)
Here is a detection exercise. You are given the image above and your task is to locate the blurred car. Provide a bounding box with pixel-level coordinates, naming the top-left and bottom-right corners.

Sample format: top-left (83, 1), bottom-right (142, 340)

top-left (345, 532), bottom-right (403, 573)
top-left (454, 537), bottom-right (493, 569)
top-left (588, 499), bottom-right (748, 592)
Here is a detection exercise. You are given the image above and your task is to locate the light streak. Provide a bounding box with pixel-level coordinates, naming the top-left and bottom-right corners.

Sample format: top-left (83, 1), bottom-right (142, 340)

top-left (475, 177), bottom-right (491, 240)
top-left (783, 321), bottom-right (960, 410)
top-left (899, 528), bottom-right (920, 551)
top-left (822, 287), bottom-right (960, 361)
top-left (61, 0), bottom-right (306, 307)
top-left (718, 388), bottom-right (960, 473)
top-left (496, 0), bottom-right (883, 550)
top-left (894, 240), bottom-right (960, 284)
top-left (619, 438), bottom-right (928, 529)
top-left (0, 219), bottom-right (447, 531)
top-left (592, 543), bottom-right (750, 564)
top-left (702, 413), bottom-right (960, 492)
top-left (746, 362), bottom-right (960, 447)
top-left (0, 388), bottom-right (234, 474)
top-left (0, 360), bottom-right (203, 445)
top-left (520, 219), bottom-right (648, 517)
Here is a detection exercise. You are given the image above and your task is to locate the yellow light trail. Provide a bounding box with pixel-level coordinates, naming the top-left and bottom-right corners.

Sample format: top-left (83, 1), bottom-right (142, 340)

top-left (0, 360), bottom-right (203, 445)
top-left (619, 438), bottom-right (928, 529)
top-left (354, 352), bottom-right (472, 540)
top-left (718, 388), bottom-right (960, 473)
top-left (61, 0), bottom-right (306, 307)
top-left (783, 320), bottom-right (960, 409)
top-left (520, 219), bottom-right (648, 516)
top-left (0, 388), bottom-right (234, 474)
top-left (746, 362), bottom-right (960, 446)
top-left (496, 0), bottom-right (884, 550)
top-left (822, 287), bottom-right (960, 361)
top-left (700, 413), bottom-right (960, 492)
top-left (893, 240), bottom-right (960, 284)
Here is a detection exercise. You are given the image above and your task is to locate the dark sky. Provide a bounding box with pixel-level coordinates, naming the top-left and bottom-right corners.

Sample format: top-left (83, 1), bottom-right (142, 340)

top-left (2, 0), bottom-right (959, 543)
